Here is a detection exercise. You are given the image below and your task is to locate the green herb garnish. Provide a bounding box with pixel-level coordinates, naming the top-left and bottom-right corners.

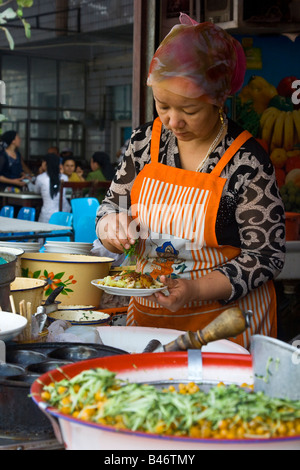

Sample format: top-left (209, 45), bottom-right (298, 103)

top-left (122, 239), bottom-right (138, 257)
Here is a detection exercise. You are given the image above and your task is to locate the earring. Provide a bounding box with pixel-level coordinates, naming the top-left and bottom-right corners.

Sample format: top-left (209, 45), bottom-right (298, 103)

top-left (219, 107), bottom-right (224, 124)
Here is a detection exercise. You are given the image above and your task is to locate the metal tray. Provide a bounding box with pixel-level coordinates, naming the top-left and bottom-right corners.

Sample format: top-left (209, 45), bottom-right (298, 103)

top-left (0, 341), bottom-right (128, 438)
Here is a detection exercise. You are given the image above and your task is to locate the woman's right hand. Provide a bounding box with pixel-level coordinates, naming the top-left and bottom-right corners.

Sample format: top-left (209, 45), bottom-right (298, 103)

top-left (96, 212), bottom-right (139, 254)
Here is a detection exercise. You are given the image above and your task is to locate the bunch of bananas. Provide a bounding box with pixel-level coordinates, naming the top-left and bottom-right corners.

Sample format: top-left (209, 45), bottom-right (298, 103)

top-left (260, 107), bottom-right (300, 151)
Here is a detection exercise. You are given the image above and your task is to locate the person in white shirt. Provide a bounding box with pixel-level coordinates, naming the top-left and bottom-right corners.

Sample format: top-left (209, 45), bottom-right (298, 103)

top-left (29, 153), bottom-right (71, 223)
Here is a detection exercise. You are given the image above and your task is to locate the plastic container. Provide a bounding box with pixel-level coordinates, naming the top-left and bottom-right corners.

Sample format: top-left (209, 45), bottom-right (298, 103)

top-left (10, 277), bottom-right (47, 314)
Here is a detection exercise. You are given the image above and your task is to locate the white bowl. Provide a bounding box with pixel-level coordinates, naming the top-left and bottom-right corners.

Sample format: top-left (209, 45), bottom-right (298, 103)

top-left (0, 311), bottom-right (28, 342)
top-left (48, 309), bottom-right (110, 325)
top-left (31, 352), bottom-right (300, 450)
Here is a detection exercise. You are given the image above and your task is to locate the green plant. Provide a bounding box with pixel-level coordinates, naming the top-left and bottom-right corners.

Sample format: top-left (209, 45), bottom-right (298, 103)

top-left (0, 0), bottom-right (33, 49)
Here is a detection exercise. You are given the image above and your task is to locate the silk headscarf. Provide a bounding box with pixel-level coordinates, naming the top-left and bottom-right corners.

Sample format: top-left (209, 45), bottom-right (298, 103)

top-left (147, 13), bottom-right (246, 107)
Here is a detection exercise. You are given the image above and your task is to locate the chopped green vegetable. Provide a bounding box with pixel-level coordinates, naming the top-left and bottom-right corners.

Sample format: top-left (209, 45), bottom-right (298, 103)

top-left (41, 368), bottom-right (300, 439)
top-left (122, 239), bottom-right (138, 257)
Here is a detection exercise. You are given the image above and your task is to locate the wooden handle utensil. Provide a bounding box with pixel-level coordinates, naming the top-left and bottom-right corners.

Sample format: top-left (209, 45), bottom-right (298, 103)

top-left (143, 308), bottom-right (252, 353)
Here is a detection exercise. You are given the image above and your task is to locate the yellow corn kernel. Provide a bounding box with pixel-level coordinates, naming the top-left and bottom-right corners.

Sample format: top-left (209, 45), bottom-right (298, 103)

top-left (201, 426), bottom-right (212, 439)
top-left (187, 382), bottom-right (200, 393)
top-left (80, 407), bottom-right (95, 421)
top-left (72, 411), bottom-right (80, 418)
top-left (226, 430), bottom-right (237, 439)
top-left (277, 422), bottom-right (287, 435)
top-left (60, 406), bottom-right (71, 414)
top-left (189, 426), bottom-right (201, 438)
top-left (94, 391), bottom-right (105, 402)
top-left (155, 421), bottom-right (166, 434)
top-left (73, 384), bottom-right (81, 393)
top-left (58, 386), bottom-right (67, 395)
top-left (218, 419), bottom-right (229, 430)
top-left (41, 391), bottom-right (51, 401)
top-left (61, 396), bottom-right (72, 406)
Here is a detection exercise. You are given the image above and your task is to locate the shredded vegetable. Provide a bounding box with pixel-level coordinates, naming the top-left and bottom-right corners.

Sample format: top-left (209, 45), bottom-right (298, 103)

top-left (122, 239), bottom-right (139, 258)
top-left (40, 368), bottom-right (300, 440)
top-left (97, 271), bottom-right (164, 289)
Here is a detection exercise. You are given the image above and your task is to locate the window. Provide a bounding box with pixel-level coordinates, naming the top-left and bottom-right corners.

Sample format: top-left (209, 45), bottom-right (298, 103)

top-left (1, 54), bottom-right (86, 162)
top-left (112, 84), bottom-right (132, 120)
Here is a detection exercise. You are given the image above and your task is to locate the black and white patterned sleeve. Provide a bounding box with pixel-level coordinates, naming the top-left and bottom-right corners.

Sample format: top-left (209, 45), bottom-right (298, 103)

top-left (215, 138), bottom-right (286, 303)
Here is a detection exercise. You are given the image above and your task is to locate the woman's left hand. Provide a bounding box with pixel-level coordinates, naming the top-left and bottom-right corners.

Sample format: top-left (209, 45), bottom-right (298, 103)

top-left (148, 276), bottom-right (199, 312)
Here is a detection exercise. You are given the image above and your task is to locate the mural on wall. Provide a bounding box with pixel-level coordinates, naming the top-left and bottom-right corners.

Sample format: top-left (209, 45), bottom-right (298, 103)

top-left (234, 35), bottom-right (300, 213)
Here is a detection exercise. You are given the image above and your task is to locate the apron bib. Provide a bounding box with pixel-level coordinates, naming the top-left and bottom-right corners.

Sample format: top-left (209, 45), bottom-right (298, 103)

top-left (127, 118), bottom-right (277, 349)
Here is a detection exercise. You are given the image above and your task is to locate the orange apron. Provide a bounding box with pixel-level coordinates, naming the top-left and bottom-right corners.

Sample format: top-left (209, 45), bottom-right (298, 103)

top-left (127, 118), bottom-right (277, 349)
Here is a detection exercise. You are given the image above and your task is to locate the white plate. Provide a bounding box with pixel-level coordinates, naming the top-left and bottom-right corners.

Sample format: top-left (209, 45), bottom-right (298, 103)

top-left (91, 279), bottom-right (168, 297)
top-left (0, 311), bottom-right (28, 342)
top-left (96, 326), bottom-right (249, 355)
top-left (45, 246), bottom-right (91, 254)
top-left (46, 242), bottom-right (93, 247)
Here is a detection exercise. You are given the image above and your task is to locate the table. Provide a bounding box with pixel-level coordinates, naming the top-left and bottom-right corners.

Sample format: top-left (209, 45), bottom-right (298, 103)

top-left (0, 191), bottom-right (43, 207)
top-left (0, 191), bottom-right (42, 216)
top-left (0, 216), bottom-right (73, 241)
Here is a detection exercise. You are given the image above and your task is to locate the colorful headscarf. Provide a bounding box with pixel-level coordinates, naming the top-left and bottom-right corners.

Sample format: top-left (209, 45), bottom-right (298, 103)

top-left (147, 13), bottom-right (246, 107)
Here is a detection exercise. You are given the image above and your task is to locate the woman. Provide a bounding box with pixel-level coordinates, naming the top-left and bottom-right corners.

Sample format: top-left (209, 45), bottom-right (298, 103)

top-left (87, 151), bottom-right (115, 182)
top-left (29, 153), bottom-right (70, 223)
top-left (87, 152), bottom-right (114, 182)
top-left (0, 130), bottom-right (31, 190)
top-left (96, 14), bottom-right (286, 349)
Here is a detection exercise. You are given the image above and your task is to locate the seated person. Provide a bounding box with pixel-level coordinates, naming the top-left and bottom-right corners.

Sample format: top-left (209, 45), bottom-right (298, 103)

top-left (87, 152), bottom-right (115, 182)
top-left (0, 130), bottom-right (32, 190)
top-left (86, 153), bottom-right (106, 182)
top-left (62, 156), bottom-right (85, 182)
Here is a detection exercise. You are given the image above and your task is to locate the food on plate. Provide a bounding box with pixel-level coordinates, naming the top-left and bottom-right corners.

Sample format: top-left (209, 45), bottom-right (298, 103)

top-left (40, 368), bottom-right (300, 440)
top-left (97, 270), bottom-right (164, 289)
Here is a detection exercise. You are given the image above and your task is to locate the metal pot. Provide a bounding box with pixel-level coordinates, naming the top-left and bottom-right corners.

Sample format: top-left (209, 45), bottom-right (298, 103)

top-left (0, 251), bottom-right (17, 311)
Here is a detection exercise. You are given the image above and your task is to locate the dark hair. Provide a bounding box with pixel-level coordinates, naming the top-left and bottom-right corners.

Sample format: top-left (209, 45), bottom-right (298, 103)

top-left (91, 151), bottom-right (115, 180)
top-left (44, 153), bottom-right (61, 199)
top-left (1, 130), bottom-right (17, 147)
top-left (62, 156), bottom-right (76, 166)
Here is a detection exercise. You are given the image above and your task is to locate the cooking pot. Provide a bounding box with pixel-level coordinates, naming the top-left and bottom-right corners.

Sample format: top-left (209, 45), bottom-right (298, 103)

top-left (0, 251), bottom-right (17, 311)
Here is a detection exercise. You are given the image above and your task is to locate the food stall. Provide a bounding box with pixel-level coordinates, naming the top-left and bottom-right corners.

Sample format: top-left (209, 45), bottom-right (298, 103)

top-left (0, 0), bottom-right (300, 452)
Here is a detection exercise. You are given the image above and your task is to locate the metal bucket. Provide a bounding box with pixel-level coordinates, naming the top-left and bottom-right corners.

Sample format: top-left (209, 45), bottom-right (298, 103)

top-left (0, 251), bottom-right (17, 311)
top-left (251, 335), bottom-right (300, 400)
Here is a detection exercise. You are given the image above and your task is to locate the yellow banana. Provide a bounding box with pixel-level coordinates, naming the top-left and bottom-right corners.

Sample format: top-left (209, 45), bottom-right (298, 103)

top-left (260, 106), bottom-right (280, 129)
top-left (284, 111), bottom-right (294, 151)
top-left (292, 109), bottom-right (300, 143)
top-left (270, 110), bottom-right (285, 150)
top-left (261, 109), bottom-right (280, 147)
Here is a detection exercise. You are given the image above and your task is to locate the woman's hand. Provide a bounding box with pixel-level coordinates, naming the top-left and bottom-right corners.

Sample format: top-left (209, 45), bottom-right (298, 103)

top-left (148, 276), bottom-right (199, 311)
top-left (96, 212), bottom-right (139, 254)
top-left (148, 271), bottom-right (232, 312)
